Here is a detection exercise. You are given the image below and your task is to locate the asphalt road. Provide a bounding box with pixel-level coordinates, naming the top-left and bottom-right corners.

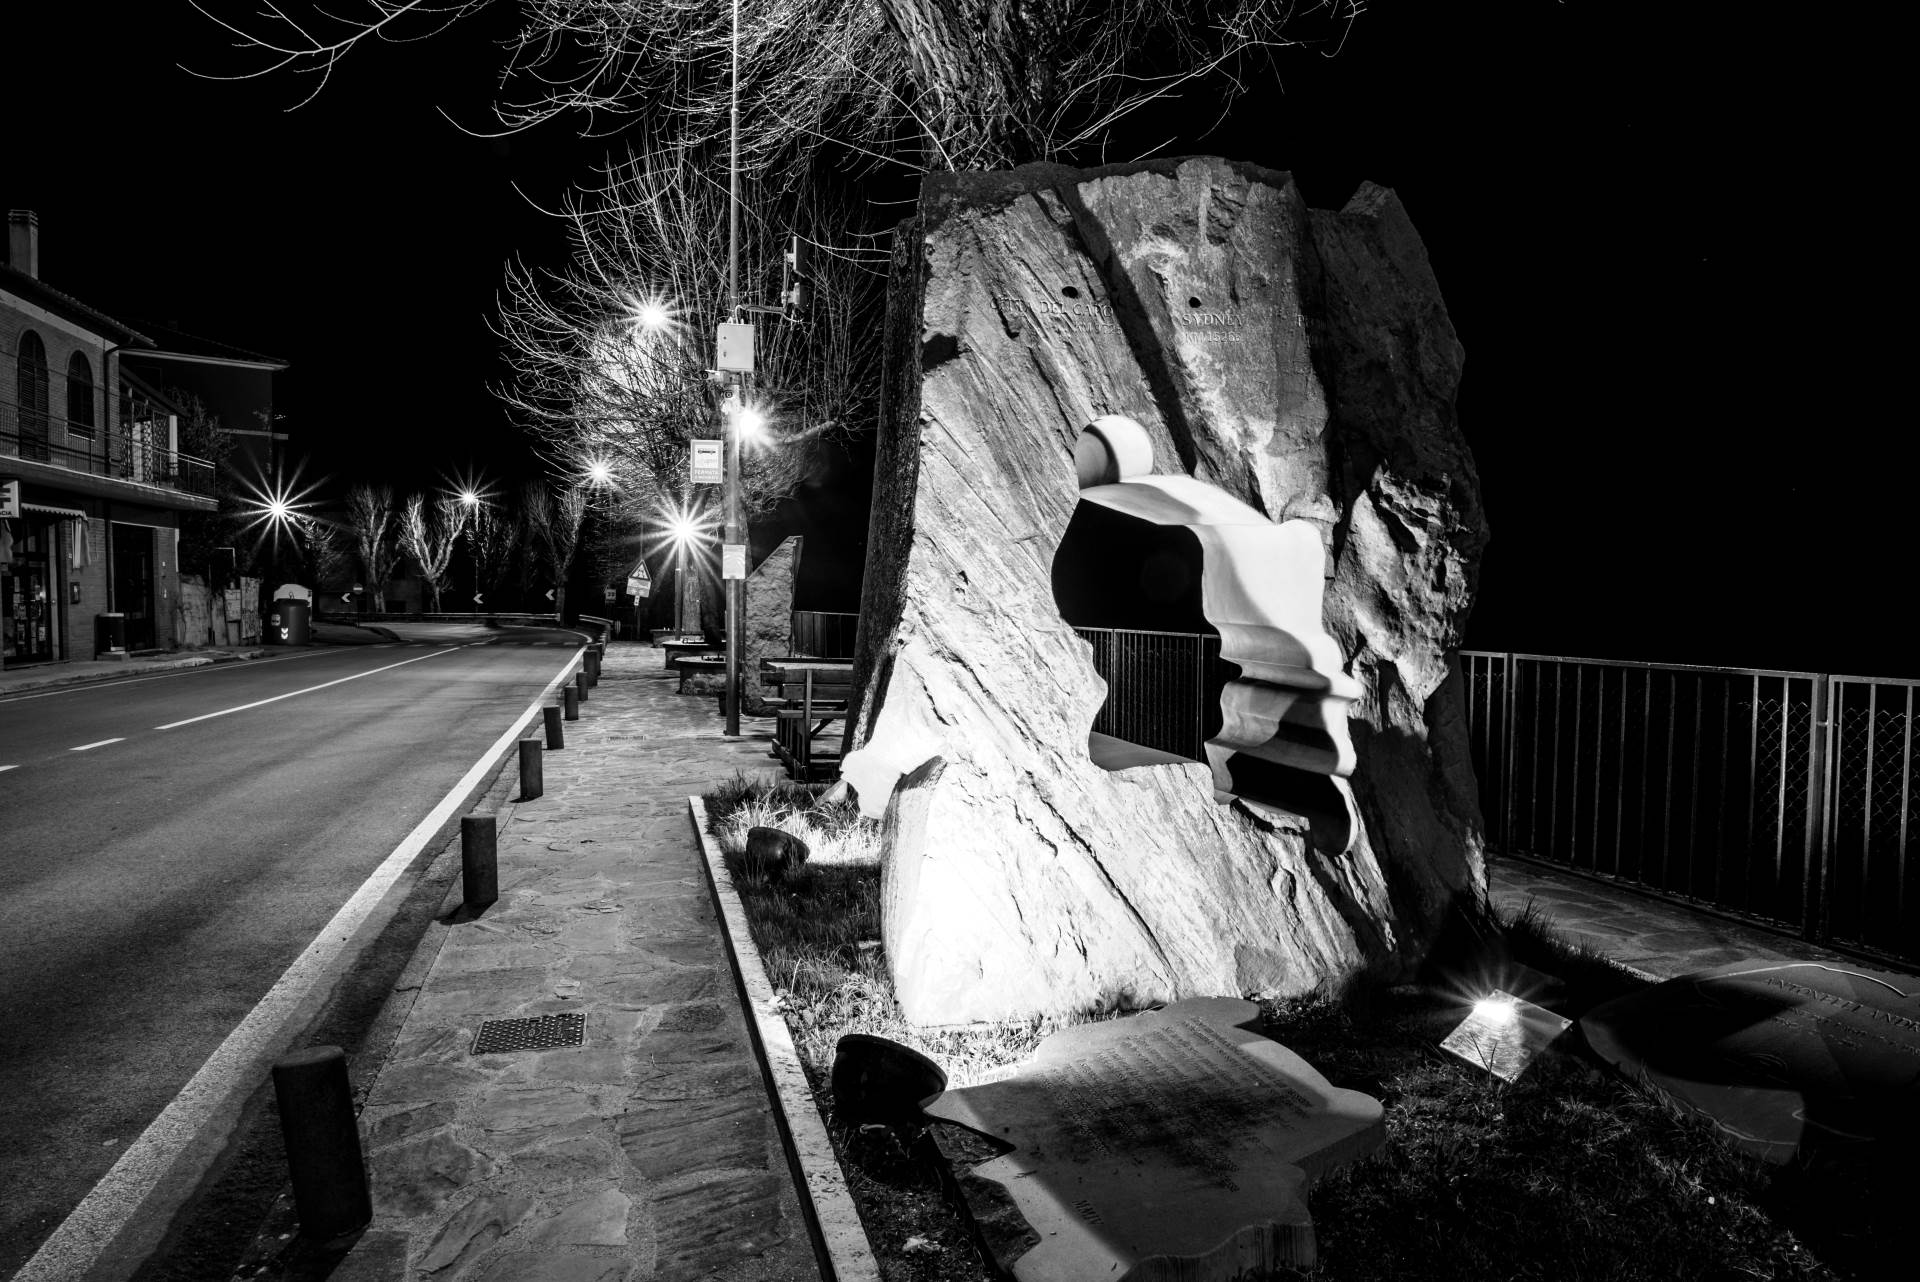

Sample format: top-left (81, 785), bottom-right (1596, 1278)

top-left (0, 624), bottom-right (585, 1278)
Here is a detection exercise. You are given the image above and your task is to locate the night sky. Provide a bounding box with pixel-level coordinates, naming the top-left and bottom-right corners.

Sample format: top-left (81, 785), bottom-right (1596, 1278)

top-left (4, 5), bottom-right (1895, 674)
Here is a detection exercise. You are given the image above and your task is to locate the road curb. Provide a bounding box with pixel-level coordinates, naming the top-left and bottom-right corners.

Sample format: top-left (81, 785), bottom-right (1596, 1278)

top-left (10, 643), bottom-right (587, 1282)
top-left (689, 796), bottom-right (881, 1282)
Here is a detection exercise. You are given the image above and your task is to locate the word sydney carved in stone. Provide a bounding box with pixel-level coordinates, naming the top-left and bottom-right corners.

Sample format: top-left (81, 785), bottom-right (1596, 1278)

top-left (923, 999), bottom-right (1384, 1280)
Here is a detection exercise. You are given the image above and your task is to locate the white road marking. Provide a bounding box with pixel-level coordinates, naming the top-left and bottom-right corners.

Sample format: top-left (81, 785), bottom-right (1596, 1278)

top-left (70, 739), bottom-right (125, 752)
top-left (154, 648), bottom-right (464, 730)
top-left (0, 651), bottom-right (328, 704)
top-left (14, 648), bottom-right (583, 1282)
top-left (0, 764), bottom-right (17, 773)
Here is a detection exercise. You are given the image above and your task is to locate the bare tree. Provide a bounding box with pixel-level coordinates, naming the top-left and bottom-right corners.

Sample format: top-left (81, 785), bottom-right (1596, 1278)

top-left (343, 484), bottom-right (399, 610)
top-left (466, 501), bottom-right (517, 610)
top-left (399, 493), bottom-right (469, 611)
top-left (517, 480), bottom-right (588, 617)
top-left (192, 1), bottom-right (1359, 185)
top-left (295, 514), bottom-right (355, 595)
top-left (495, 145), bottom-right (881, 523)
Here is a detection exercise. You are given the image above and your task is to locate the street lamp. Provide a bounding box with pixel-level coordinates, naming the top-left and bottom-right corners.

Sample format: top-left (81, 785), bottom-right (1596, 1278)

top-left (657, 499), bottom-right (714, 638)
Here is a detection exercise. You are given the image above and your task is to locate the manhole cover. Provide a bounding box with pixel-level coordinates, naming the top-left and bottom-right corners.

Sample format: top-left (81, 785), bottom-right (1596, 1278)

top-left (472, 1013), bottom-right (586, 1055)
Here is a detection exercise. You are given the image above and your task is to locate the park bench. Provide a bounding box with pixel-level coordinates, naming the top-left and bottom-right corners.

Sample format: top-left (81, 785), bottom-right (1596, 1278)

top-left (761, 658), bottom-right (854, 781)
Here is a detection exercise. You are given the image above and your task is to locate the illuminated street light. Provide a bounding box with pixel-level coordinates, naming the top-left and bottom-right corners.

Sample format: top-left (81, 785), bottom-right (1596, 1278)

top-left (237, 469), bottom-right (322, 553)
top-left (736, 404), bottom-right (766, 442)
top-left (652, 499), bottom-right (716, 637)
top-left (625, 292), bottom-right (676, 337)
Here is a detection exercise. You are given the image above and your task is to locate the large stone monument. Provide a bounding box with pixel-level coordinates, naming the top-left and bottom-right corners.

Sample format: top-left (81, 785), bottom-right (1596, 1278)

top-left (845, 157), bottom-right (1489, 1025)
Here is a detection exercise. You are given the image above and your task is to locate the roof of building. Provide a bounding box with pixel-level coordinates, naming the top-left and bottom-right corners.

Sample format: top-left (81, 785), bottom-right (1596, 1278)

top-left (0, 263), bottom-right (154, 347)
top-left (120, 318), bottom-right (289, 370)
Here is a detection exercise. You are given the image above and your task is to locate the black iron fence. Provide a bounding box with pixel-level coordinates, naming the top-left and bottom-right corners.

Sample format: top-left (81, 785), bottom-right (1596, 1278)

top-left (2, 394), bottom-right (214, 499)
top-left (1074, 626), bottom-right (1221, 762)
top-left (1461, 652), bottom-right (1918, 965)
top-left (790, 610), bottom-right (858, 658)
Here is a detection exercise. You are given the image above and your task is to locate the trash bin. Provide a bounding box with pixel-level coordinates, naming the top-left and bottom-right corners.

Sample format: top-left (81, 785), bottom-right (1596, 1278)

top-left (95, 612), bottom-right (127, 655)
top-left (270, 597), bottom-right (312, 645)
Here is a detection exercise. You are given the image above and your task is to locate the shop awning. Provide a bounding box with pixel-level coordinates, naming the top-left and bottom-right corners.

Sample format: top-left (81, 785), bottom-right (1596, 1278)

top-left (20, 502), bottom-right (89, 520)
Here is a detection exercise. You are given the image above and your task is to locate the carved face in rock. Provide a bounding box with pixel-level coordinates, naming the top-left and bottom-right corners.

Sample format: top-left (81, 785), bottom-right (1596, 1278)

top-left (1053, 416), bottom-right (1361, 854)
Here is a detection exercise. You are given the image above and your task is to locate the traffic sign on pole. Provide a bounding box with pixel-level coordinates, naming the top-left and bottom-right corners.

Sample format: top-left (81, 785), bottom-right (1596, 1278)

top-left (690, 439), bottom-right (722, 484)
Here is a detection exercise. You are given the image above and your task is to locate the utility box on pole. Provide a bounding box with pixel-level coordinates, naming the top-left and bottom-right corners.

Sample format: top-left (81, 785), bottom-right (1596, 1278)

top-left (715, 322), bottom-right (755, 374)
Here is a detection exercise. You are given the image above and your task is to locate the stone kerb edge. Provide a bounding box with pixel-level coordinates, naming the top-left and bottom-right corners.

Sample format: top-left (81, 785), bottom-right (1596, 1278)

top-left (687, 796), bottom-right (883, 1282)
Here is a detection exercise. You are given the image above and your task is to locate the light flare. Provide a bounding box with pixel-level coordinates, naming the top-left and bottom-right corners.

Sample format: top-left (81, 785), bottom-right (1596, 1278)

top-left (237, 468), bottom-right (324, 551)
top-left (624, 292), bottom-right (676, 337)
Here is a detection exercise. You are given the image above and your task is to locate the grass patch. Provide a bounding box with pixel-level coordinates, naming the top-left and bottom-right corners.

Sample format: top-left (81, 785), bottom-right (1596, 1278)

top-left (702, 777), bottom-right (1883, 1280)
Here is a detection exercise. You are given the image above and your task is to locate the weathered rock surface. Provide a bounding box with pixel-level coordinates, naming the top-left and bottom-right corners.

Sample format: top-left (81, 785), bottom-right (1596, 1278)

top-left (844, 157), bottom-right (1489, 1025)
top-left (740, 534), bottom-right (802, 714)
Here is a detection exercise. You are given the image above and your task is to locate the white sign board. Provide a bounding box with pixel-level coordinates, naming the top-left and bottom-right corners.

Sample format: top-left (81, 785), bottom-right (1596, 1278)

top-left (722, 543), bottom-right (748, 581)
top-left (690, 439), bottom-right (723, 484)
top-left (628, 560), bottom-right (653, 599)
top-left (0, 480), bottom-right (19, 519)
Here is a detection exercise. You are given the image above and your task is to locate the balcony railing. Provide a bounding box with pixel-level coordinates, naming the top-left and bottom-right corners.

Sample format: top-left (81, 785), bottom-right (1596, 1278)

top-left (1, 395), bottom-right (214, 499)
top-left (1461, 652), bottom-right (1919, 966)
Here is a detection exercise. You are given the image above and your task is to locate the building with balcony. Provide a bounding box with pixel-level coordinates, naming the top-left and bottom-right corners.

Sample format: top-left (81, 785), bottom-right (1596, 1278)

top-left (2, 209), bottom-right (219, 665)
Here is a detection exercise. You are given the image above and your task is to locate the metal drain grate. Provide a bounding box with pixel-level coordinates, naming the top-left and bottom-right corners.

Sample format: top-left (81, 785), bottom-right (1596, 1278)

top-left (472, 1013), bottom-right (586, 1055)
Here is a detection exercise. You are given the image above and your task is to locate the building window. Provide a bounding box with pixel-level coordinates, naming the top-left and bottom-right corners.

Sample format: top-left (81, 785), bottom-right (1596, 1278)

top-left (15, 331), bottom-right (51, 460)
top-left (66, 352), bottom-right (96, 437)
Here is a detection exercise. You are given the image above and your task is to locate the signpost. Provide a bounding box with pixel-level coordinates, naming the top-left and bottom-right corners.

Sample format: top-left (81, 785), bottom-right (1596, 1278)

top-left (690, 439), bottom-right (723, 485)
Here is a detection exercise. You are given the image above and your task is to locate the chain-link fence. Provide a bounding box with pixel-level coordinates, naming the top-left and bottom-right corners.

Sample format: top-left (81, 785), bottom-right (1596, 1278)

top-left (1462, 653), bottom-right (1915, 965)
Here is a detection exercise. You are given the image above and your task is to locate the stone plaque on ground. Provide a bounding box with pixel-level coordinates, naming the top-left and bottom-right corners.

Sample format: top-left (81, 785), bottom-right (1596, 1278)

top-left (1438, 989), bottom-right (1572, 1082)
top-left (1580, 960), bottom-right (1920, 1163)
top-left (922, 998), bottom-right (1383, 1278)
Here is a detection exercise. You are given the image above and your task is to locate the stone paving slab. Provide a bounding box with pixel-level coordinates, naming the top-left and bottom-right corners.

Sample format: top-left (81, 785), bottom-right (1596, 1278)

top-left (328, 642), bottom-right (821, 1281)
top-left (1487, 855), bottom-right (1910, 982)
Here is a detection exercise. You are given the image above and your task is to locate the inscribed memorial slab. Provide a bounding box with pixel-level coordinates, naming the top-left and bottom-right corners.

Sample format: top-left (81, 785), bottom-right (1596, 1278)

top-left (923, 998), bottom-right (1383, 1278)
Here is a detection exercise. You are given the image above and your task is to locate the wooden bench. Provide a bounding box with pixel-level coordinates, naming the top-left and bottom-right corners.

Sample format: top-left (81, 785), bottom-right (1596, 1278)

top-left (761, 661), bottom-right (855, 781)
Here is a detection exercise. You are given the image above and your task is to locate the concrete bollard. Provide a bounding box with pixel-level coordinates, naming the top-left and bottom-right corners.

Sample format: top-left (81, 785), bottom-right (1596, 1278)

top-left (575, 670), bottom-right (589, 702)
top-left (543, 704), bottom-right (564, 750)
top-left (585, 649), bottom-right (600, 685)
top-left (518, 736), bottom-right (543, 801)
top-left (462, 814), bottom-right (497, 910)
top-left (563, 686), bottom-right (580, 721)
top-left (272, 1046), bottom-right (371, 1241)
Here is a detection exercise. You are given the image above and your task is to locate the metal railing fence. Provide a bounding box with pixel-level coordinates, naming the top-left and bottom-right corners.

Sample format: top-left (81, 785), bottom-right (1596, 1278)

top-left (3, 395), bottom-right (214, 499)
top-left (1074, 626), bottom-right (1221, 762)
top-left (790, 610), bottom-right (858, 658)
top-left (1462, 652), bottom-right (1917, 964)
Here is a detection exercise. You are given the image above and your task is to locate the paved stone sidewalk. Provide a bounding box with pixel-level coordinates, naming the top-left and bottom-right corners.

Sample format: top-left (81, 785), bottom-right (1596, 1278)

top-left (1488, 854), bottom-right (1916, 983)
top-left (333, 641), bottom-right (818, 1281)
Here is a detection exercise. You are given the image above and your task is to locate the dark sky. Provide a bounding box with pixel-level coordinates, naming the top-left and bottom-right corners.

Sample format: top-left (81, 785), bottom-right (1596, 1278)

top-left (5, 4), bottom-right (1895, 674)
